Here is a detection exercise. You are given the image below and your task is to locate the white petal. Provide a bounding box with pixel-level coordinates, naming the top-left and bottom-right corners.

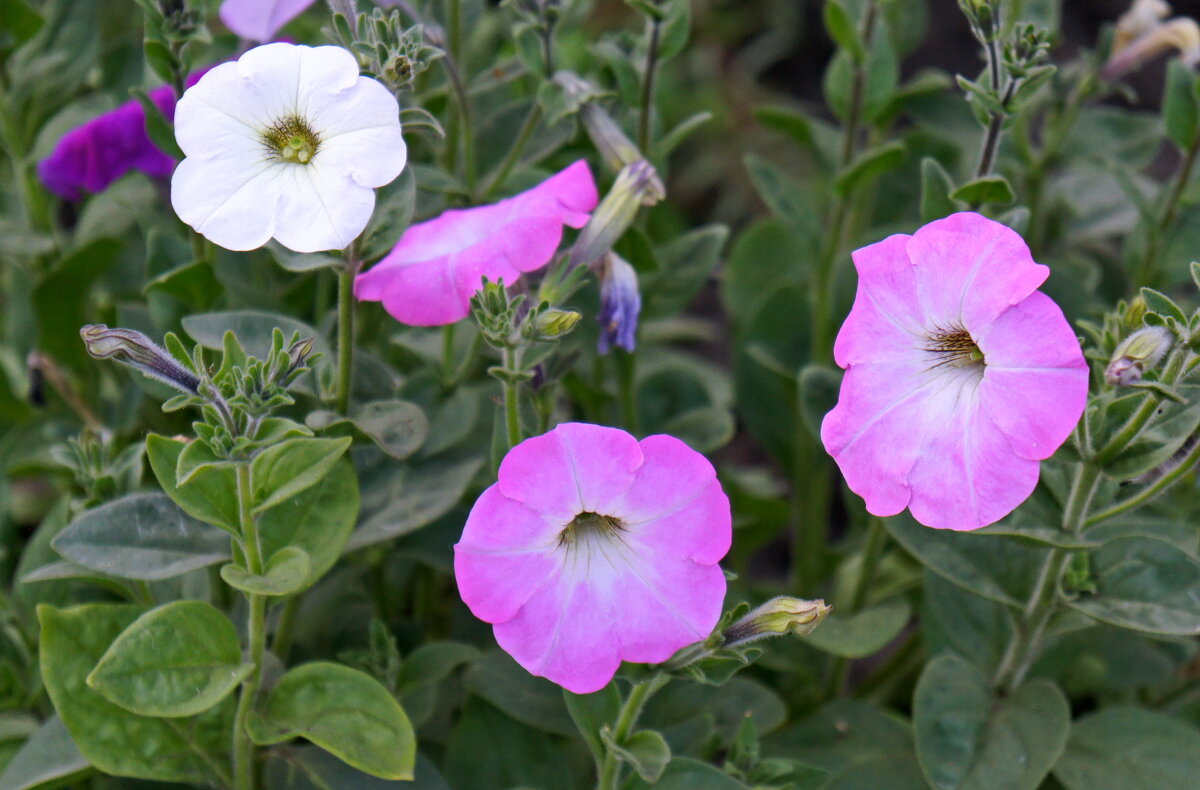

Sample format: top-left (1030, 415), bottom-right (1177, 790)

top-left (171, 155), bottom-right (285, 251)
top-left (308, 74), bottom-right (402, 138)
top-left (295, 46), bottom-right (362, 124)
top-left (271, 161), bottom-right (375, 253)
top-left (314, 127), bottom-right (406, 189)
top-left (230, 43), bottom-right (306, 126)
top-left (174, 64), bottom-right (265, 158)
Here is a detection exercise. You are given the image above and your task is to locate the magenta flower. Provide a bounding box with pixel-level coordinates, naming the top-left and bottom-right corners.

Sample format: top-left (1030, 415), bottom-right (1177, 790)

top-left (355, 160), bottom-right (598, 326)
top-left (218, 0), bottom-right (315, 42)
top-left (821, 212), bottom-right (1089, 531)
top-left (37, 74), bottom-right (202, 201)
top-left (454, 422), bottom-right (731, 693)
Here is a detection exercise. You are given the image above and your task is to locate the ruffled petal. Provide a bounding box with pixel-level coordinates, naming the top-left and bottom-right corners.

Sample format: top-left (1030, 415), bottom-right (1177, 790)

top-left (366, 257), bottom-right (464, 326)
top-left (271, 158), bottom-right (375, 252)
top-left (456, 485), bottom-right (563, 552)
top-left (905, 385), bottom-right (1041, 530)
top-left (906, 212), bottom-right (1049, 330)
top-left (225, 42), bottom-right (306, 127)
top-left (497, 422), bottom-right (643, 520)
top-left (977, 292), bottom-right (1089, 460)
top-left (835, 233), bottom-right (925, 370)
top-left (306, 69), bottom-right (403, 139)
top-left (616, 434), bottom-right (718, 522)
top-left (625, 478), bottom-right (731, 565)
top-left (171, 152), bottom-right (283, 251)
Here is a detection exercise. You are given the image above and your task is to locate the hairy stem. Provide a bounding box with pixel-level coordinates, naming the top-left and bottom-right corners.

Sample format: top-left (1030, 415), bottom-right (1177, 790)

top-left (502, 345), bottom-right (523, 450)
top-left (1087, 432), bottom-right (1200, 525)
top-left (335, 248), bottom-right (361, 415)
top-left (825, 517), bottom-right (888, 696)
top-left (596, 676), bottom-right (665, 790)
top-left (233, 464), bottom-right (267, 790)
top-left (637, 18), bottom-right (662, 154)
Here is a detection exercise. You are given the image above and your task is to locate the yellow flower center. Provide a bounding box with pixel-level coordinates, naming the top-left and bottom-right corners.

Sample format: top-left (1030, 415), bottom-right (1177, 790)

top-left (262, 115), bottom-right (320, 165)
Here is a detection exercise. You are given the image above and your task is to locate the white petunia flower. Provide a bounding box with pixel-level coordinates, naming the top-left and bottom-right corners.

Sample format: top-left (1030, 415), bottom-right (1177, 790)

top-left (171, 43), bottom-right (407, 253)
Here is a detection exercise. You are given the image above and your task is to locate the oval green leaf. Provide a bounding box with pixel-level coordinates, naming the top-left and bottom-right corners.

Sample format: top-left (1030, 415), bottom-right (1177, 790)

top-left (220, 547), bottom-right (311, 597)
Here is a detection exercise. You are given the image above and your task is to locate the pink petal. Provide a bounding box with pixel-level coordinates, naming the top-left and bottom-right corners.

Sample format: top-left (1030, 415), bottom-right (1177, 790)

top-left (219, 0), bottom-right (316, 42)
top-left (977, 292), bottom-right (1089, 460)
top-left (456, 485), bottom-right (563, 553)
top-left (493, 567), bottom-right (623, 694)
top-left (497, 423), bottom-right (643, 521)
top-left (906, 212), bottom-right (1049, 330)
top-left (905, 390), bottom-right (1041, 530)
top-left (617, 434), bottom-right (718, 521)
top-left (835, 234), bottom-right (924, 369)
top-left (626, 479), bottom-right (731, 565)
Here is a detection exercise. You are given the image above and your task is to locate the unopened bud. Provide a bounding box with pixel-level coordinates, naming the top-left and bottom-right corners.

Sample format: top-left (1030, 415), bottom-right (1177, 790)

top-left (567, 160), bottom-right (665, 269)
top-left (81, 325), bottom-right (200, 394)
top-left (531, 308), bottom-right (581, 339)
top-left (1123, 295), bottom-right (1149, 329)
top-left (286, 336), bottom-right (316, 370)
top-left (1105, 326), bottom-right (1173, 386)
top-left (579, 101), bottom-right (645, 174)
top-left (597, 253), bottom-right (641, 354)
top-left (721, 597), bottom-right (831, 647)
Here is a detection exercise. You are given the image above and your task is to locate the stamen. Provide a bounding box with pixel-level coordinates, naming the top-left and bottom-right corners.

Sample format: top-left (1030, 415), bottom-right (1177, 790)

top-left (558, 511), bottom-right (627, 549)
top-left (262, 115), bottom-right (320, 164)
top-left (923, 324), bottom-right (985, 371)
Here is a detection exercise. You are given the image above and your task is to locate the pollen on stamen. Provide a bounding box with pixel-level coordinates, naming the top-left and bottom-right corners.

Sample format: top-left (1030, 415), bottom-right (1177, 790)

top-left (261, 114), bottom-right (321, 164)
top-left (923, 324), bottom-right (985, 371)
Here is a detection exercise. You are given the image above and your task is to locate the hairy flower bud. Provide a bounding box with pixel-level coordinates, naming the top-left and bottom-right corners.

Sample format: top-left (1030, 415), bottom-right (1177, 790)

top-left (530, 308), bottom-right (582, 340)
top-left (80, 324), bottom-right (200, 394)
top-left (721, 597), bottom-right (831, 647)
top-left (567, 160), bottom-right (665, 269)
top-left (1105, 326), bottom-right (1173, 386)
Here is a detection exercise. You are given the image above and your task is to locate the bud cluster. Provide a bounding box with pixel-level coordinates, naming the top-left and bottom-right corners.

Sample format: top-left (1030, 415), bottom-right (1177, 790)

top-left (327, 5), bottom-right (443, 94)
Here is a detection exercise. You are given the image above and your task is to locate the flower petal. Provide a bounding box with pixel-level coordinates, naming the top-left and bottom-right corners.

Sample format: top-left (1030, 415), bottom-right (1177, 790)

top-left (219, 0), bottom-right (316, 42)
top-left (616, 434), bottom-right (718, 522)
top-left (977, 292), bottom-right (1089, 460)
top-left (306, 68), bottom-right (403, 139)
top-left (456, 485), bottom-right (563, 553)
top-left (170, 152), bottom-right (283, 251)
top-left (838, 233), bottom-right (924, 369)
top-left (315, 126), bottom-right (407, 189)
top-left (497, 422), bottom-right (643, 521)
top-left (906, 212), bottom-right (1049, 330)
top-left (625, 478), bottom-right (731, 565)
top-left (270, 158), bottom-right (375, 252)
top-left (905, 387), bottom-right (1041, 530)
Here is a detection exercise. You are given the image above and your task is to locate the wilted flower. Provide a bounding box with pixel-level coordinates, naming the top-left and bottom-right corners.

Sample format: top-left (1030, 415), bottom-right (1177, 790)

top-left (80, 325), bottom-right (199, 394)
top-left (1105, 326), bottom-right (1172, 386)
top-left (37, 73), bottom-right (204, 201)
top-left (355, 160), bottom-right (598, 326)
top-left (722, 597), bottom-right (831, 647)
top-left (821, 213), bottom-right (1089, 531)
top-left (567, 159), bottom-right (665, 269)
top-left (1104, 0), bottom-right (1200, 79)
top-left (597, 252), bottom-right (641, 353)
top-left (454, 422), bottom-right (731, 693)
top-left (171, 42), bottom-right (407, 253)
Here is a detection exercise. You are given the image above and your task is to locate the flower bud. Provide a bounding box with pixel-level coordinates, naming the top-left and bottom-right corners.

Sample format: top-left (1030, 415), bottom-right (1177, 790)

top-left (80, 324), bottom-right (200, 394)
top-left (1104, 0), bottom-right (1200, 79)
top-left (597, 253), bottom-right (641, 354)
top-left (721, 597), bottom-right (831, 647)
top-left (579, 101), bottom-right (646, 175)
top-left (531, 308), bottom-right (582, 340)
top-left (1105, 326), bottom-right (1173, 386)
top-left (567, 160), bottom-right (665, 269)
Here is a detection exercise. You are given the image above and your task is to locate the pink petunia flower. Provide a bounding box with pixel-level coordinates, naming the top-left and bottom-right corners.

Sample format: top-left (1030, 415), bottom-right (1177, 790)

top-left (355, 160), bottom-right (599, 326)
top-left (37, 73), bottom-right (204, 201)
top-left (219, 0), bottom-right (316, 42)
top-left (821, 212), bottom-right (1089, 531)
top-left (454, 422), bottom-right (731, 693)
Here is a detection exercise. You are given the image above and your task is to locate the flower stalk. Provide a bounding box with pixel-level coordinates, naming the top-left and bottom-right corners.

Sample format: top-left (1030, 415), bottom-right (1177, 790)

top-left (232, 463), bottom-right (267, 790)
top-left (596, 674), bottom-right (667, 790)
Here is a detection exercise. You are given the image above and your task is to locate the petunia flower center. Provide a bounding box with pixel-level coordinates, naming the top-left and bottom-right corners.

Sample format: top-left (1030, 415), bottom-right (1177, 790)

top-left (924, 325), bottom-right (985, 372)
top-left (558, 511), bottom-right (628, 549)
top-left (262, 115), bottom-right (320, 165)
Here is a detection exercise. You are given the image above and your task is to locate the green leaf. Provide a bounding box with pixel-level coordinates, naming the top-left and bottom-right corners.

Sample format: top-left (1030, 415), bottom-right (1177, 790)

top-left (803, 597), bottom-right (911, 658)
top-left (797, 364), bottom-right (842, 439)
top-left (51, 493), bottom-right (230, 580)
top-left (182, 311), bottom-right (331, 359)
top-left (251, 437), bottom-right (352, 513)
top-left (347, 457), bottom-right (481, 552)
top-left (462, 650), bottom-right (577, 736)
top-left (951, 176), bottom-right (1015, 206)
top-left (824, 0), bottom-right (865, 61)
top-left (0, 0), bottom-right (43, 48)
top-left (307, 400), bottom-right (428, 460)
top-left (834, 141), bottom-right (905, 196)
top-left (38, 604), bottom-right (231, 785)
top-left (0, 716), bottom-right (89, 790)
top-left (642, 225), bottom-right (729, 318)
top-left (971, 523), bottom-right (1099, 550)
top-left (921, 157), bottom-right (962, 223)
top-left (129, 87), bottom-right (183, 159)
top-left (444, 698), bottom-right (573, 790)
top-left (143, 259), bottom-right (223, 311)
top-left (644, 678), bottom-right (786, 752)
top-left (564, 685), bottom-right (621, 764)
top-left (33, 239), bottom-right (121, 371)
top-left (656, 0), bottom-right (692, 62)
top-left (601, 728), bottom-right (671, 783)
top-left (87, 601), bottom-right (251, 718)
top-left (1066, 536), bottom-right (1200, 635)
top-left (913, 654), bottom-right (1069, 790)
top-left (264, 747), bottom-right (450, 790)
top-left (1139, 286), bottom-right (1188, 325)
top-left (175, 438), bottom-right (233, 486)
top-left (147, 434), bottom-right (240, 533)
top-left (258, 457), bottom-right (359, 587)
top-left (220, 547), bottom-right (311, 597)
top-left (1163, 59), bottom-right (1200, 150)
top-left (248, 662), bottom-right (416, 781)
top-left (744, 154), bottom-right (821, 238)
top-left (722, 219), bottom-right (809, 322)
top-left (764, 700), bottom-right (927, 790)
top-left (922, 571), bottom-right (1014, 674)
top-left (360, 166), bottom-right (417, 262)
top-left (1053, 707), bottom-right (1200, 790)
top-left (625, 757), bottom-right (746, 789)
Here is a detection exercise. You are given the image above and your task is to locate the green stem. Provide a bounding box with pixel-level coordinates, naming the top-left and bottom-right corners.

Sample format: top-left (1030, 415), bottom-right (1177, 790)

top-left (441, 323), bottom-right (456, 389)
top-left (596, 676), bottom-right (664, 790)
top-left (502, 346), bottom-right (523, 449)
top-left (271, 595), bottom-right (302, 662)
top-left (991, 463), bottom-right (1101, 692)
top-left (233, 465), bottom-right (267, 790)
top-left (483, 103), bottom-right (543, 198)
top-left (615, 350), bottom-right (638, 432)
top-left (442, 2), bottom-right (476, 197)
top-left (790, 427), bottom-right (831, 597)
top-left (1086, 433), bottom-right (1200, 525)
top-left (637, 19), bottom-right (662, 154)
top-left (825, 517), bottom-right (888, 697)
top-left (1138, 132), bottom-right (1200, 286)
top-left (1093, 394), bottom-right (1160, 466)
top-left (335, 252), bottom-right (359, 415)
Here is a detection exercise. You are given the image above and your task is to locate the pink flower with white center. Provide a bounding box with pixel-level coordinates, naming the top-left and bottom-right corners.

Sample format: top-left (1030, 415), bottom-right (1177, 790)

top-left (454, 422), bottom-right (731, 693)
top-left (355, 160), bottom-right (598, 326)
top-left (821, 212), bottom-right (1089, 531)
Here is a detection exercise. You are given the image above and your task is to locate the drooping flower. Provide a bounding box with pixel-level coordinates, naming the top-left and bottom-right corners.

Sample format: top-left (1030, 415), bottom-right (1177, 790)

top-left (1104, 0), bottom-right (1200, 79)
top-left (218, 0), bottom-right (316, 42)
top-left (454, 422), bottom-right (731, 693)
top-left (171, 42), bottom-right (407, 253)
top-left (597, 252), bottom-right (641, 353)
top-left (821, 212), bottom-right (1089, 531)
top-left (355, 160), bottom-right (598, 326)
top-left (38, 73), bottom-right (203, 201)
